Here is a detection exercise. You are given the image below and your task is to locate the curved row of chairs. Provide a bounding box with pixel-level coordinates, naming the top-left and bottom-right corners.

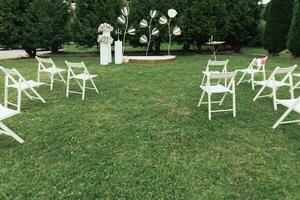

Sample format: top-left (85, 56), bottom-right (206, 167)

top-left (0, 56), bottom-right (99, 144)
top-left (198, 57), bottom-right (300, 129)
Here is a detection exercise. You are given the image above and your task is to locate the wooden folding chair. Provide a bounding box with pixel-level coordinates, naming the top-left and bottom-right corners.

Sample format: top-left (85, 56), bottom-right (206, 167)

top-left (0, 66), bottom-right (46, 104)
top-left (237, 57), bottom-right (268, 90)
top-left (201, 60), bottom-right (229, 87)
top-left (65, 61), bottom-right (99, 100)
top-left (273, 96), bottom-right (300, 129)
top-left (198, 71), bottom-right (237, 120)
top-left (253, 65), bottom-right (297, 110)
top-left (0, 66), bottom-right (24, 143)
top-left (36, 56), bottom-right (66, 90)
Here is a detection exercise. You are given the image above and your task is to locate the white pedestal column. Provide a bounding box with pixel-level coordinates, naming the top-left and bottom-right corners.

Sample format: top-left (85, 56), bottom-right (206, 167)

top-left (100, 43), bottom-right (109, 65)
top-left (115, 40), bottom-right (123, 64)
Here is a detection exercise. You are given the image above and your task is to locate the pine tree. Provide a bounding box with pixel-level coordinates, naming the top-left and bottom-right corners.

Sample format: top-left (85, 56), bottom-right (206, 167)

top-left (263, 0), bottom-right (293, 55)
top-left (287, 0), bottom-right (300, 57)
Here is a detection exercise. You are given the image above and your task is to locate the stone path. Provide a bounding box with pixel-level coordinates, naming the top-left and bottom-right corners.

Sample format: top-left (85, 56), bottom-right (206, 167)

top-left (0, 49), bottom-right (50, 60)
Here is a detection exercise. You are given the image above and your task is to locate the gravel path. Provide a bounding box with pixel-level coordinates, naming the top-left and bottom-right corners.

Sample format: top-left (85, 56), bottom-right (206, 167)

top-left (0, 49), bottom-right (50, 60)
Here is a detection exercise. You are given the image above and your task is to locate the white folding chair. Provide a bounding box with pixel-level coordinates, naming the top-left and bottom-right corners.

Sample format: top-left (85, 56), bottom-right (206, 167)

top-left (272, 96), bottom-right (300, 129)
top-left (293, 73), bottom-right (300, 90)
top-left (201, 59), bottom-right (229, 86)
top-left (36, 56), bottom-right (66, 90)
top-left (253, 65), bottom-right (297, 110)
top-left (237, 57), bottom-right (268, 90)
top-left (0, 66), bottom-right (46, 103)
top-left (65, 61), bottom-right (99, 100)
top-left (198, 71), bottom-right (237, 120)
top-left (0, 66), bottom-right (25, 143)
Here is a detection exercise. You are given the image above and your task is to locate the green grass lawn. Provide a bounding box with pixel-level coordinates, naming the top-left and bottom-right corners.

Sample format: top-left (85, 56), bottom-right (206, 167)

top-left (0, 52), bottom-right (300, 199)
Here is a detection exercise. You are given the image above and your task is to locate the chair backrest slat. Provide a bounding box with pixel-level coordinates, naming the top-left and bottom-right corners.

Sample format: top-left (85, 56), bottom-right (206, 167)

top-left (205, 59), bottom-right (229, 73)
top-left (36, 56), bottom-right (53, 64)
top-left (65, 61), bottom-right (86, 69)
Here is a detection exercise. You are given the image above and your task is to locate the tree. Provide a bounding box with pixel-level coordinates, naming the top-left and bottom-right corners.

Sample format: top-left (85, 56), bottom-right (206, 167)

top-left (223, 0), bottom-right (261, 53)
top-left (0, 0), bottom-right (71, 57)
top-left (263, 0), bottom-right (293, 55)
top-left (287, 0), bottom-right (300, 57)
top-left (72, 0), bottom-right (122, 47)
top-left (180, 0), bottom-right (225, 52)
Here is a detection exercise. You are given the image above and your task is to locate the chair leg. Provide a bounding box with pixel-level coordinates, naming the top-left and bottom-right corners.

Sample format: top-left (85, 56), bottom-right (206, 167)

top-left (50, 73), bottom-right (54, 90)
top-left (290, 86), bottom-right (295, 99)
top-left (58, 72), bottom-right (67, 84)
top-left (273, 87), bottom-right (278, 111)
top-left (208, 93), bottom-right (212, 120)
top-left (198, 91), bottom-right (205, 108)
top-left (237, 72), bottom-right (247, 86)
top-left (233, 92), bottom-right (236, 118)
top-left (66, 78), bottom-right (70, 98)
top-left (219, 93), bottom-right (228, 106)
top-left (272, 108), bottom-right (293, 129)
top-left (251, 73), bottom-right (255, 90)
top-left (253, 86), bottom-right (266, 101)
top-left (90, 78), bottom-right (99, 94)
top-left (0, 122), bottom-right (24, 144)
top-left (82, 80), bottom-right (86, 100)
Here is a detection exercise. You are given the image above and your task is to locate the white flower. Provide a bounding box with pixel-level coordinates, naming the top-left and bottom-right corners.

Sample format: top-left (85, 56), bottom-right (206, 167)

top-left (98, 23), bottom-right (114, 33)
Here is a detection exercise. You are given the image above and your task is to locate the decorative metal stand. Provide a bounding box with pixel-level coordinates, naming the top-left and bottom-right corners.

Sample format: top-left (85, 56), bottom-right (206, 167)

top-left (206, 40), bottom-right (225, 61)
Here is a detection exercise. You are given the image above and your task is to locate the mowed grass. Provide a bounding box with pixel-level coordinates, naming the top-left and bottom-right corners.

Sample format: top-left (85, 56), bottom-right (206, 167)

top-left (0, 53), bottom-right (300, 199)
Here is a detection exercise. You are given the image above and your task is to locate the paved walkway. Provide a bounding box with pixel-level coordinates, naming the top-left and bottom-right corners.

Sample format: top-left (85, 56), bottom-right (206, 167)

top-left (0, 49), bottom-right (50, 60)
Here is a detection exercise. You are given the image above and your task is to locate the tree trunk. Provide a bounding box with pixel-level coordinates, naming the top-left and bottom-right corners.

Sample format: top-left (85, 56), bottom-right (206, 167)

top-left (51, 46), bottom-right (60, 53)
top-left (25, 48), bottom-right (37, 57)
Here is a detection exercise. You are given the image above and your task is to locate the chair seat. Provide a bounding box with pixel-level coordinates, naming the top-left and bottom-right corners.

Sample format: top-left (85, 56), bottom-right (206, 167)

top-left (237, 68), bottom-right (261, 74)
top-left (40, 67), bottom-right (65, 74)
top-left (255, 80), bottom-right (289, 88)
top-left (277, 99), bottom-right (300, 113)
top-left (9, 80), bottom-right (44, 90)
top-left (200, 84), bottom-right (231, 94)
top-left (72, 73), bottom-right (97, 80)
top-left (0, 105), bottom-right (19, 121)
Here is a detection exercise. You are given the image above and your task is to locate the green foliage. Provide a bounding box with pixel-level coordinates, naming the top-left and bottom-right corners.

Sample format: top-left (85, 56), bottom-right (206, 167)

top-left (223, 0), bottom-right (261, 52)
top-left (0, 0), bottom-right (70, 56)
top-left (180, 0), bottom-right (225, 52)
top-left (72, 0), bottom-right (122, 47)
top-left (287, 0), bottom-right (300, 57)
top-left (263, 0), bottom-right (293, 55)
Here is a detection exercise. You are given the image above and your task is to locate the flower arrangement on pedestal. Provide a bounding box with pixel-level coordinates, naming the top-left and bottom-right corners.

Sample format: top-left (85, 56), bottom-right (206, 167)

top-left (159, 9), bottom-right (181, 55)
top-left (97, 23), bottom-right (114, 65)
top-left (139, 10), bottom-right (160, 56)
